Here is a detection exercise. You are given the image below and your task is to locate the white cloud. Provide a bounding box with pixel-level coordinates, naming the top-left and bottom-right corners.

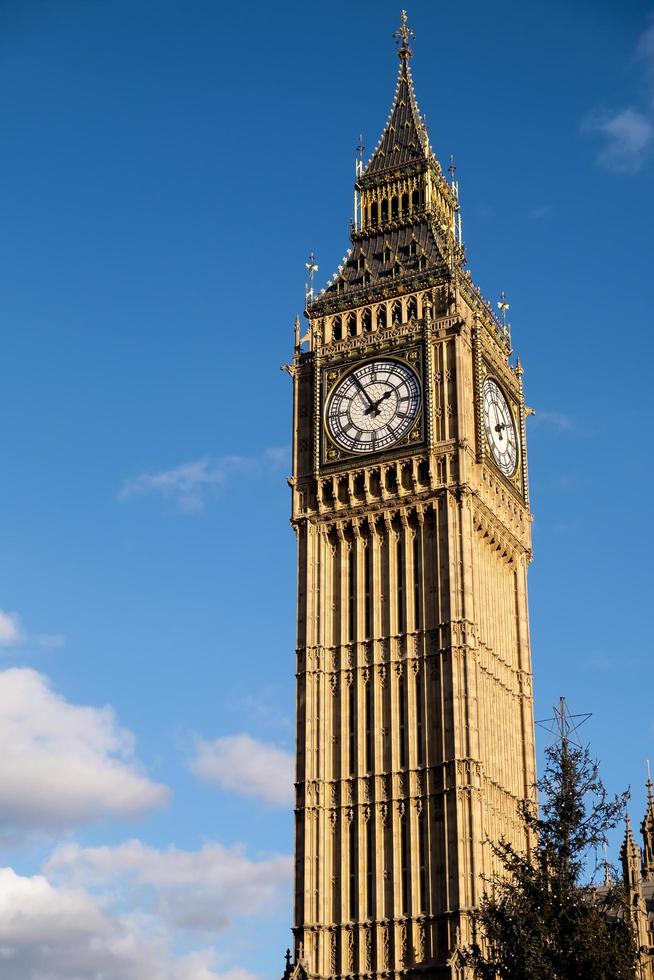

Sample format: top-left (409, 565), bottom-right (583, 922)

top-left (191, 733), bottom-right (294, 807)
top-left (0, 668), bottom-right (169, 834)
top-left (0, 865), bottom-right (254, 980)
top-left (530, 410), bottom-right (576, 432)
top-left (34, 632), bottom-right (66, 649)
top-left (0, 609), bottom-right (65, 652)
top-left (585, 107), bottom-right (653, 174)
top-left (584, 16), bottom-right (654, 174)
top-left (119, 447), bottom-right (289, 512)
top-left (47, 837), bottom-right (293, 933)
top-left (0, 609), bottom-right (22, 646)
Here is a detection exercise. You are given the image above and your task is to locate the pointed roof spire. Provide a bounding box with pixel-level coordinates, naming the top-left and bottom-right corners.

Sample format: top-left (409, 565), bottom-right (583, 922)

top-left (363, 11), bottom-right (434, 177)
top-left (621, 815), bottom-right (642, 891)
top-left (641, 763), bottom-right (654, 881)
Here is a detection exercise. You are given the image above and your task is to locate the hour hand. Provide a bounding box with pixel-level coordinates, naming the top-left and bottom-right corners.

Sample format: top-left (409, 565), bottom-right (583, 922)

top-left (365, 390), bottom-right (392, 416)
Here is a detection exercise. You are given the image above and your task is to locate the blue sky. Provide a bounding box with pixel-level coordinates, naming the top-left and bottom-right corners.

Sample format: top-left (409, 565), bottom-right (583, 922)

top-left (0, 1), bottom-right (652, 976)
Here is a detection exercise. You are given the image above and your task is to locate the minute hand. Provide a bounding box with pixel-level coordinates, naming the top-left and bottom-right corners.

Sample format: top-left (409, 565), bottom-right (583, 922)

top-left (352, 374), bottom-right (375, 410)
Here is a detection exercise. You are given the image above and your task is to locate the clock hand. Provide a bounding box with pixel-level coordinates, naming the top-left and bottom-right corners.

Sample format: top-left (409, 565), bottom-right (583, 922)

top-left (364, 390), bottom-right (393, 416)
top-left (352, 373), bottom-right (376, 410)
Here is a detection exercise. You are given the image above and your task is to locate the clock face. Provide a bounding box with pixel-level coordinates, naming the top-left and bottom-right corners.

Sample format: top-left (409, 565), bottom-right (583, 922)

top-left (326, 359), bottom-right (421, 455)
top-left (482, 377), bottom-right (518, 476)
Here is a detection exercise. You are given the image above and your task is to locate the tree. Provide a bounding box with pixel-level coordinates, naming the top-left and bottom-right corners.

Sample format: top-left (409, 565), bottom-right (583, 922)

top-left (465, 723), bottom-right (639, 980)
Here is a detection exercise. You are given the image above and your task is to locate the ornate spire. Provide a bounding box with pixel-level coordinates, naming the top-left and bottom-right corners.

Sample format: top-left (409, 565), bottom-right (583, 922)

top-left (308, 12), bottom-right (461, 313)
top-left (641, 769), bottom-right (654, 881)
top-left (363, 13), bottom-right (433, 177)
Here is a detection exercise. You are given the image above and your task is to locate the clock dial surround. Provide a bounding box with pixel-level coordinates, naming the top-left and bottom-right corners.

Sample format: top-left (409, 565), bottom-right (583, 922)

top-left (326, 358), bottom-right (421, 455)
top-left (482, 377), bottom-right (518, 477)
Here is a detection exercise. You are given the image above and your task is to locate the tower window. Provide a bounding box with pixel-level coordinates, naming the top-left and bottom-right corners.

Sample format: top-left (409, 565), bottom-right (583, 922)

top-left (376, 305), bottom-right (387, 330)
top-left (362, 308), bottom-right (372, 333)
top-left (419, 256), bottom-right (428, 270)
top-left (371, 201), bottom-right (378, 226)
top-left (349, 817), bottom-right (357, 920)
top-left (332, 316), bottom-right (342, 341)
top-left (383, 246), bottom-right (392, 263)
top-left (413, 533), bottom-right (421, 629)
top-left (412, 189), bottom-right (421, 209)
top-left (400, 809), bottom-right (410, 914)
top-left (364, 679), bottom-right (372, 772)
top-left (348, 547), bottom-right (356, 641)
top-left (381, 199), bottom-right (388, 222)
top-left (347, 312), bottom-right (357, 337)
top-left (385, 465), bottom-right (397, 492)
top-left (391, 299), bottom-right (402, 325)
top-left (391, 195), bottom-right (399, 219)
top-left (364, 543), bottom-right (372, 638)
top-left (418, 809), bottom-right (427, 911)
top-left (397, 536), bottom-right (405, 634)
top-left (407, 295), bottom-right (417, 320)
top-left (401, 192), bottom-right (409, 214)
top-left (357, 254), bottom-right (366, 271)
top-left (366, 816), bottom-right (374, 917)
top-left (409, 240), bottom-right (418, 256)
top-left (393, 262), bottom-right (401, 277)
top-left (349, 679), bottom-right (356, 777)
top-left (398, 673), bottom-right (407, 771)
top-left (416, 667), bottom-right (424, 767)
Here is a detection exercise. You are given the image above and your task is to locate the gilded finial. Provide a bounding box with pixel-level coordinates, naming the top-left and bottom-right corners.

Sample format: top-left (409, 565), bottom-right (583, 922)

top-left (393, 10), bottom-right (414, 58)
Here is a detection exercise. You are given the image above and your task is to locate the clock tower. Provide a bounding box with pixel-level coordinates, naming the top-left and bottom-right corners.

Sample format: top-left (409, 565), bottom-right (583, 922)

top-left (285, 13), bottom-right (536, 979)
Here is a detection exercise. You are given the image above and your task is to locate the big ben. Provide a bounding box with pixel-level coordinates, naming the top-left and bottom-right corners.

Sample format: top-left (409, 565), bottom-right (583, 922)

top-left (284, 12), bottom-right (536, 980)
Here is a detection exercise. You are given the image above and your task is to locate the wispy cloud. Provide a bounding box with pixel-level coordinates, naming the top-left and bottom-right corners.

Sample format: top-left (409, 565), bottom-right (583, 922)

top-left (47, 837), bottom-right (292, 931)
top-left (584, 15), bottom-right (654, 174)
top-left (0, 610), bottom-right (22, 647)
top-left (190, 733), bottom-right (294, 807)
top-left (584, 107), bottom-right (653, 174)
top-left (530, 410), bottom-right (576, 433)
top-left (119, 447), bottom-right (290, 512)
top-left (0, 610), bottom-right (62, 652)
top-left (527, 205), bottom-right (553, 220)
top-left (34, 633), bottom-right (66, 649)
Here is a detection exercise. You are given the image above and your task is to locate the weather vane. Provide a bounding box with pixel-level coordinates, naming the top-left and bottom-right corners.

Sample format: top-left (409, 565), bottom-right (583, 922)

top-left (393, 10), bottom-right (414, 56)
top-left (357, 134), bottom-right (365, 161)
top-left (448, 155), bottom-right (457, 180)
top-left (305, 252), bottom-right (319, 307)
top-left (498, 291), bottom-right (510, 325)
top-left (536, 697), bottom-right (592, 748)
